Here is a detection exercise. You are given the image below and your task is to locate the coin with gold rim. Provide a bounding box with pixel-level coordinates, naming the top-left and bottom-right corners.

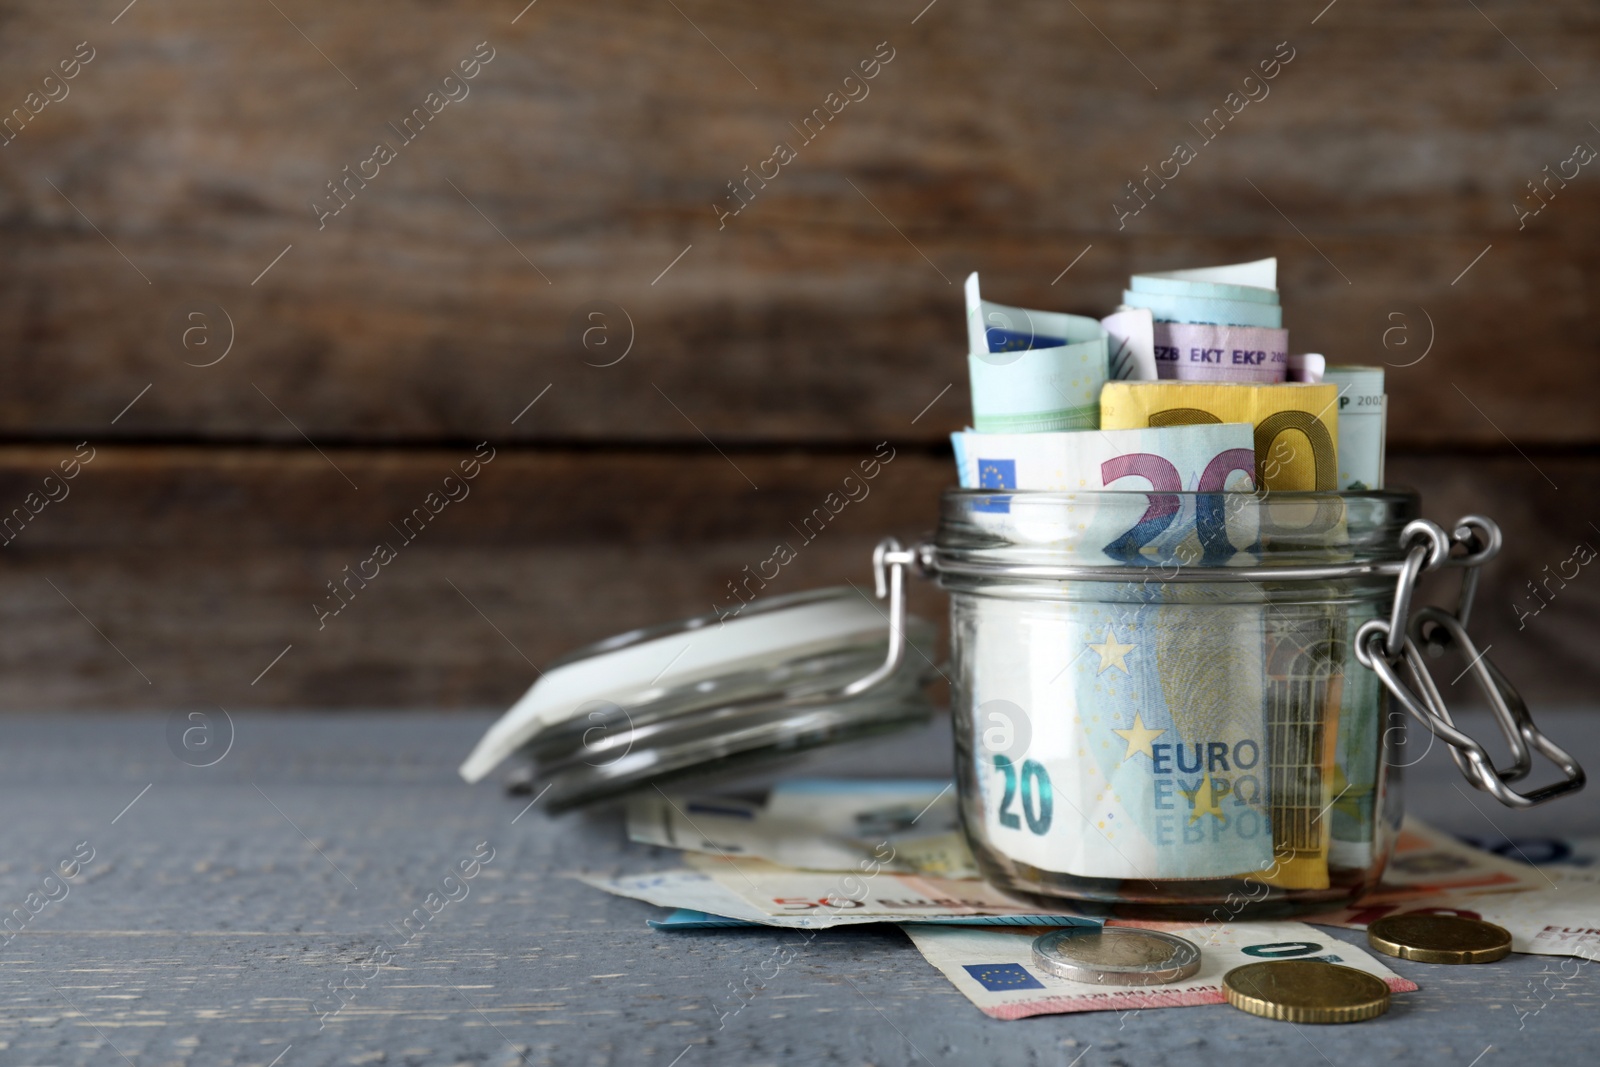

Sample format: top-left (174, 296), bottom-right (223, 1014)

top-left (1366, 914), bottom-right (1513, 964)
top-left (1223, 961), bottom-right (1390, 1023)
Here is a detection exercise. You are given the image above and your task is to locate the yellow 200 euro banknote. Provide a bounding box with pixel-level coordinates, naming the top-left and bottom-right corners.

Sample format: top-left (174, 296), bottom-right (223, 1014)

top-left (1100, 381), bottom-right (1339, 492)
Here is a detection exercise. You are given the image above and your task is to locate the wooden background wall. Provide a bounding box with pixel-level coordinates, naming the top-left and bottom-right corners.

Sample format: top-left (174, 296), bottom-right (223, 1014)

top-left (0, 0), bottom-right (1596, 712)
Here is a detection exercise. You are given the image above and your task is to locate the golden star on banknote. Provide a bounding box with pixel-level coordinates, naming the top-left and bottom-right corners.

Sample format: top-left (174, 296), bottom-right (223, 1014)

top-left (1181, 774), bottom-right (1227, 825)
top-left (1089, 628), bottom-right (1135, 674)
top-left (1113, 713), bottom-right (1164, 761)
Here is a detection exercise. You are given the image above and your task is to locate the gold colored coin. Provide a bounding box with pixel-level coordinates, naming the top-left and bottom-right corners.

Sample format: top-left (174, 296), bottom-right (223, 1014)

top-left (1367, 914), bottom-right (1513, 964)
top-left (1223, 961), bottom-right (1390, 1024)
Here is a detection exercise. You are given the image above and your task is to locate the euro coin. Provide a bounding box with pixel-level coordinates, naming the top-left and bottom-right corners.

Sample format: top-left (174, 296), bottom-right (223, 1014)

top-left (1367, 914), bottom-right (1513, 964)
top-left (1223, 960), bottom-right (1390, 1023)
top-left (1030, 926), bottom-right (1201, 986)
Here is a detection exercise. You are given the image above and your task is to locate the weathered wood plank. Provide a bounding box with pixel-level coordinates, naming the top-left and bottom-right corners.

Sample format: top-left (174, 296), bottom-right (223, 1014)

top-left (0, 445), bottom-right (1594, 709)
top-left (0, 1), bottom-right (1596, 445)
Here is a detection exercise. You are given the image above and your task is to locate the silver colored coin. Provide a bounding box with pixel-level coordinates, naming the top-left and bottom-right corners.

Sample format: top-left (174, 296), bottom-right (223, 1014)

top-left (1031, 926), bottom-right (1203, 986)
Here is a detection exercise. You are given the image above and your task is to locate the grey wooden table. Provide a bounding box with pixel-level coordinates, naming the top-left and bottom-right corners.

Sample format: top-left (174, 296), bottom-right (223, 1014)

top-left (2, 709), bottom-right (1597, 1067)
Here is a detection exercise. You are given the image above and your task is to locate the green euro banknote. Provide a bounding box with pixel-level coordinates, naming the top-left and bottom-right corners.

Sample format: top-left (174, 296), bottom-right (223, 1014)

top-left (1121, 290), bottom-right (1283, 329)
top-left (1325, 365), bottom-right (1386, 490)
top-left (964, 271), bottom-right (1111, 357)
top-left (968, 348), bottom-right (1106, 433)
top-left (1328, 601), bottom-right (1386, 871)
top-left (964, 272), bottom-right (1113, 432)
top-left (1121, 258), bottom-right (1283, 330)
top-left (1127, 256), bottom-right (1279, 304)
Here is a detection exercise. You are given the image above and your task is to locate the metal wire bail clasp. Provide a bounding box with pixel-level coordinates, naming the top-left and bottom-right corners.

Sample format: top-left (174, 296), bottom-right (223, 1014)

top-left (842, 538), bottom-right (924, 697)
top-left (1355, 517), bottom-right (1586, 808)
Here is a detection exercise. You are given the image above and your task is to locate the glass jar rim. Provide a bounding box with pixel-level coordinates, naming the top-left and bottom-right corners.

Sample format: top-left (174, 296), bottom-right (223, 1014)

top-left (934, 485), bottom-right (1423, 580)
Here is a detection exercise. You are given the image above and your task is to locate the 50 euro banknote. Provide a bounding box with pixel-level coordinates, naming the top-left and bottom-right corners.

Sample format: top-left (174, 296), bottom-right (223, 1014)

top-left (903, 919), bottom-right (1415, 1020)
top-left (626, 778), bottom-right (980, 879)
top-left (578, 860), bottom-right (1094, 929)
top-left (1308, 873), bottom-right (1600, 963)
top-left (1366, 819), bottom-right (1551, 900)
top-left (1305, 821), bottom-right (1597, 960)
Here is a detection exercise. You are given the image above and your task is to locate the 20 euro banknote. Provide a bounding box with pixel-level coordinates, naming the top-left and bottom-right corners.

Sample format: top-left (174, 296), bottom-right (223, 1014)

top-left (949, 423), bottom-right (1262, 564)
top-left (962, 593), bottom-right (1276, 881)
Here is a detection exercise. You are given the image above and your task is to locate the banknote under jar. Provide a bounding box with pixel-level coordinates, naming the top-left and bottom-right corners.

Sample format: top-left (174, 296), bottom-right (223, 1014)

top-left (936, 487), bottom-right (1419, 917)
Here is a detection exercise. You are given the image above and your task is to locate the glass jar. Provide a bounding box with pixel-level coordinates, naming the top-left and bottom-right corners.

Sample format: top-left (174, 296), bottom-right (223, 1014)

top-left (936, 487), bottom-right (1420, 917)
top-left (464, 478), bottom-right (1582, 919)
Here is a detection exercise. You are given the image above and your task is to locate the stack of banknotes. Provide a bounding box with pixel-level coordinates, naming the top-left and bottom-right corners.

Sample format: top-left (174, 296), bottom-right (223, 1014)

top-left (961, 258), bottom-right (1386, 494)
top-left (579, 779), bottom-right (1600, 1020)
top-left (953, 259), bottom-right (1397, 899)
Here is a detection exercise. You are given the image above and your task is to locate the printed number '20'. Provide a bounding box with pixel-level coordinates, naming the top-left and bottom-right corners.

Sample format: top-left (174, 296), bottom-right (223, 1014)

top-left (994, 755), bottom-right (1053, 835)
top-left (1098, 449), bottom-right (1256, 564)
top-left (1098, 454), bottom-right (1180, 562)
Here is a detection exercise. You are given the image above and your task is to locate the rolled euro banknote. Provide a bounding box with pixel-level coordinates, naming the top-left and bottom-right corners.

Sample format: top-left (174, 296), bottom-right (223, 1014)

top-left (1126, 259), bottom-right (1287, 378)
top-left (1325, 365), bottom-right (1386, 490)
top-left (949, 425), bottom-right (1277, 880)
top-left (1100, 381), bottom-right (1340, 492)
top-left (1122, 257), bottom-right (1281, 331)
top-left (1129, 256), bottom-right (1278, 301)
top-left (1122, 289), bottom-right (1283, 329)
top-left (576, 865), bottom-right (1077, 928)
top-left (1153, 322), bottom-right (1289, 383)
top-left (951, 424), bottom-right (1256, 494)
top-left (966, 589), bottom-right (1275, 880)
top-left (968, 348), bottom-right (1105, 433)
top-left (950, 423), bottom-right (1261, 565)
top-left (1100, 307), bottom-right (1159, 381)
top-left (965, 273), bottom-right (1110, 432)
top-left (965, 271), bottom-right (1107, 358)
top-left (1288, 352), bottom-right (1326, 383)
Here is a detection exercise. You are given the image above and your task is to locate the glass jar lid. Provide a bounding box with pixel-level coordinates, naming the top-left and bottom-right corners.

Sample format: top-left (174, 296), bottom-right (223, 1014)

top-left (460, 585), bottom-right (938, 810)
